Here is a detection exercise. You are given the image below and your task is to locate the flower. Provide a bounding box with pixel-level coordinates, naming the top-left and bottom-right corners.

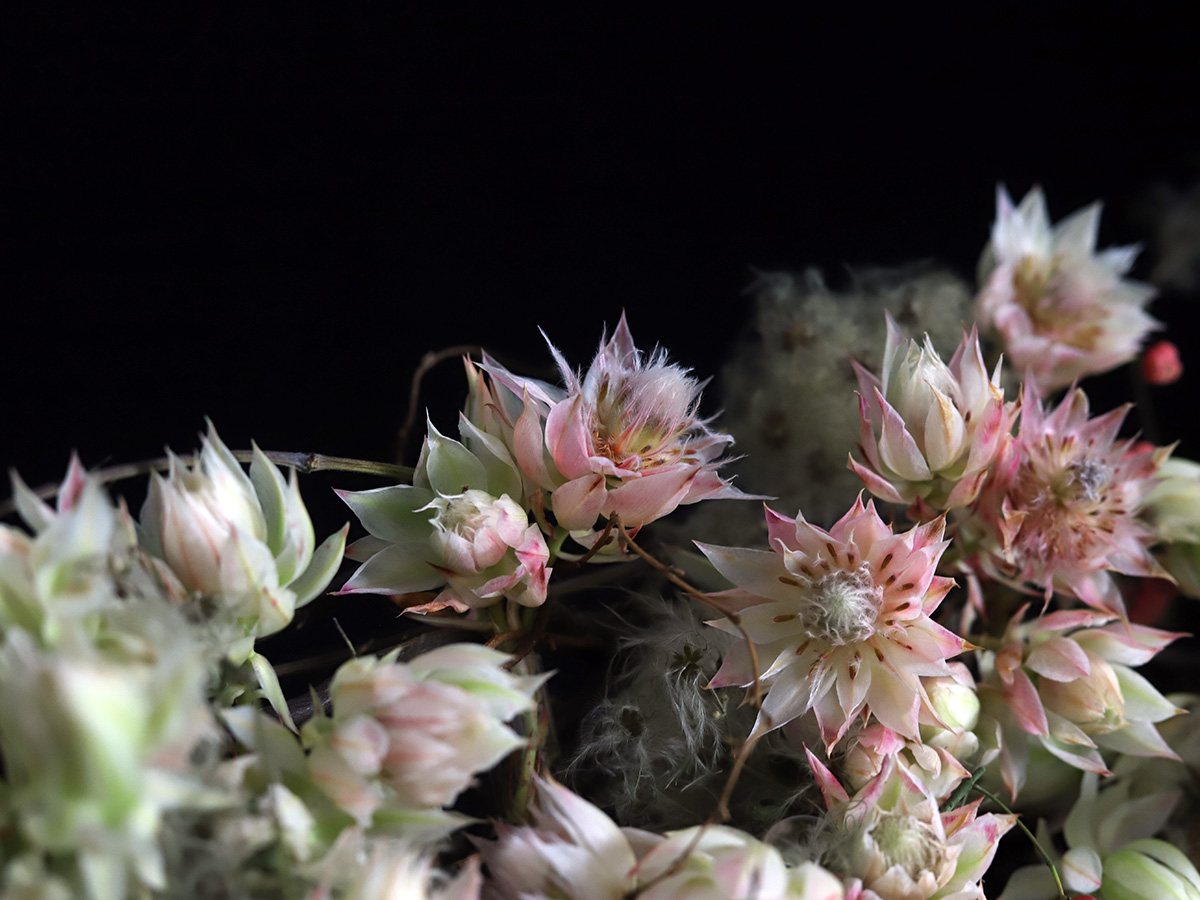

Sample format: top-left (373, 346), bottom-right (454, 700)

top-left (850, 314), bottom-right (1014, 510)
top-left (305, 831), bottom-right (482, 900)
top-left (138, 421), bottom-right (347, 645)
top-left (698, 497), bottom-right (964, 751)
top-left (807, 751), bottom-right (1015, 900)
top-left (1142, 456), bottom-right (1200, 597)
top-left (977, 606), bottom-right (1183, 801)
top-left (480, 776), bottom-right (845, 900)
top-left (999, 773), bottom-right (1200, 900)
top-left (303, 644), bottom-right (543, 828)
top-left (840, 664), bottom-right (982, 798)
top-left (975, 185), bottom-right (1158, 395)
top-left (474, 313), bottom-right (755, 539)
top-left (970, 381), bottom-right (1169, 619)
top-left (336, 416), bottom-right (550, 611)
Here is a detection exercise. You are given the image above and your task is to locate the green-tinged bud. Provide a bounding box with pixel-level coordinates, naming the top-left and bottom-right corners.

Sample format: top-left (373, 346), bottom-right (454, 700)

top-left (1102, 839), bottom-right (1200, 900)
top-left (926, 674), bottom-right (981, 734)
top-left (303, 644), bottom-right (543, 832)
top-left (139, 422), bottom-right (346, 644)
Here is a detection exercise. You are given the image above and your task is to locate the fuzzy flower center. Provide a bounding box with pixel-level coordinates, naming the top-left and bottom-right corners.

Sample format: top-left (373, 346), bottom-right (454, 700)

top-left (796, 566), bottom-right (881, 645)
top-left (590, 366), bottom-right (699, 468)
top-left (870, 812), bottom-right (946, 881)
top-left (433, 490), bottom-right (493, 533)
top-left (1063, 458), bottom-right (1112, 503)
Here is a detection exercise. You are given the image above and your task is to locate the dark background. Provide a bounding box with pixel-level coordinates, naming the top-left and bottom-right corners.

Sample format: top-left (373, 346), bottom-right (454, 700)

top-left (9, 8), bottom-right (1200, 520)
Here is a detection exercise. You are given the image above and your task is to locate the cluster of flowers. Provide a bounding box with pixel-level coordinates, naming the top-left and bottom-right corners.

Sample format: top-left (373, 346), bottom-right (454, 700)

top-left (2, 185), bottom-right (1199, 899)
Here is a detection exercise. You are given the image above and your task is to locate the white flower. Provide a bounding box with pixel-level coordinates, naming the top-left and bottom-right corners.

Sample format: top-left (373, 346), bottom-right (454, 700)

top-left (976, 185), bottom-right (1158, 395)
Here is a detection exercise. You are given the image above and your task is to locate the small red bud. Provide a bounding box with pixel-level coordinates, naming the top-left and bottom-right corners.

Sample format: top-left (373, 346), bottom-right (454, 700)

top-left (1142, 340), bottom-right (1183, 385)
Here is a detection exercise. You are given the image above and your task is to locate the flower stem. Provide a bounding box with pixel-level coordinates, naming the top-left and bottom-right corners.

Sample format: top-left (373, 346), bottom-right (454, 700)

top-left (969, 783), bottom-right (1067, 900)
top-left (1, 449), bottom-right (413, 518)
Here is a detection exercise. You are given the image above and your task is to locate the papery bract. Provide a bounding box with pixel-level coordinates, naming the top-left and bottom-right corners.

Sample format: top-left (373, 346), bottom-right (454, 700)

top-left (699, 496), bottom-right (964, 752)
top-left (975, 185), bottom-right (1158, 395)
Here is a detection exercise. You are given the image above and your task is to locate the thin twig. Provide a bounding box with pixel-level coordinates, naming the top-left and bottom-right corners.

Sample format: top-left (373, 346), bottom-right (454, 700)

top-left (614, 520), bottom-right (765, 711)
top-left (396, 344), bottom-right (483, 464)
top-left (1, 450), bottom-right (413, 519)
top-left (612, 519), bottom-right (772, 893)
top-left (565, 517), bottom-right (616, 567)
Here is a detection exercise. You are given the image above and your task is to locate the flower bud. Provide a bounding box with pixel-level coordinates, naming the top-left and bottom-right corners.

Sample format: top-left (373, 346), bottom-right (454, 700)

top-left (139, 422), bottom-right (346, 642)
top-left (304, 644), bottom-right (542, 827)
top-left (1142, 340), bottom-right (1183, 386)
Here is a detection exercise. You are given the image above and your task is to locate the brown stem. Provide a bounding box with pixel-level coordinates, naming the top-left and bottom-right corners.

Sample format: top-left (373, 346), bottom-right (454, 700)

top-left (611, 518), bottom-right (773, 895)
top-left (1, 450), bottom-right (413, 519)
top-left (396, 344), bottom-right (483, 464)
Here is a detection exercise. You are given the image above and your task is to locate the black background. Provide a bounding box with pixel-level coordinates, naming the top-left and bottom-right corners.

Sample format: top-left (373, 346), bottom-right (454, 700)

top-left (9, 8), bottom-right (1200, 522)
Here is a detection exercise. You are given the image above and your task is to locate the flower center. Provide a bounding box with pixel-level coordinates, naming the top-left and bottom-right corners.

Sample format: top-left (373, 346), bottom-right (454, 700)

top-left (1064, 458), bottom-right (1112, 503)
top-left (432, 489), bottom-right (493, 534)
top-left (870, 812), bottom-right (945, 881)
top-left (797, 567), bottom-right (881, 645)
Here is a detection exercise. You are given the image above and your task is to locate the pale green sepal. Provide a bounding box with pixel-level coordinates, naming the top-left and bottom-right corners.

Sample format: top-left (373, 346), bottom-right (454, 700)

top-left (339, 484), bottom-right (436, 544)
top-left (424, 417), bottom-right (488, 496)
top-left (458, 413), bottom-right (523, 500)
top-left (9, 468), bottom-right (55, 533)
top-left (78, 848), bottom-right (128, 900)
top-left (218, 706), bottom-right (307, 776)
top-left (1121, 839), bottom-right (1200, 892)
top-left (277, 468), bottom-right (316, 584)
top-left (290, 524), bottom-right (349, 607)
top-left (250, 441), bottom-right (290, 559)
top-left (337, 542), bottom-right (443, 595)
top-left (370, 805), bottom-right (477, 843)
top-left (251, 650), bottom-right (299, 734)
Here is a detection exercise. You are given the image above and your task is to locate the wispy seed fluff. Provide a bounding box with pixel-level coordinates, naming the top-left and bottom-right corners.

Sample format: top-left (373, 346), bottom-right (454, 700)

top-left (704, 265), bottom-right (973, 536)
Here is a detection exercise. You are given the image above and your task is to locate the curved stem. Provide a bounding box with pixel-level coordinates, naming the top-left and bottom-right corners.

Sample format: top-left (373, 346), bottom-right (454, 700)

top-left (970, 783), bottom-right (1067, 900)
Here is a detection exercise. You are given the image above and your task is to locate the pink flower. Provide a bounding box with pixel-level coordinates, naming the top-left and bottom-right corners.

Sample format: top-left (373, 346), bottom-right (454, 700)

top-left (698, 497), bottom-right (964, 752)
top-left (337, 418), bottom-right (550, 612)
top-left (970, 381), bottom-right (1170, 619)
top-left (975, 186), bottom-right (1159, 395)
top-left (977, 606), bottom-right (1183, 800)
top-left (474, 313), bottom-right (756, 539)
top-left (807, 752), bottom-right (1015, 900)
top-left (480, 776), bottom-right (846, 900)
top-left (850, 315), bottom-right (1015, 510)
top-left (303, 644), bottom-right (543, 827)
